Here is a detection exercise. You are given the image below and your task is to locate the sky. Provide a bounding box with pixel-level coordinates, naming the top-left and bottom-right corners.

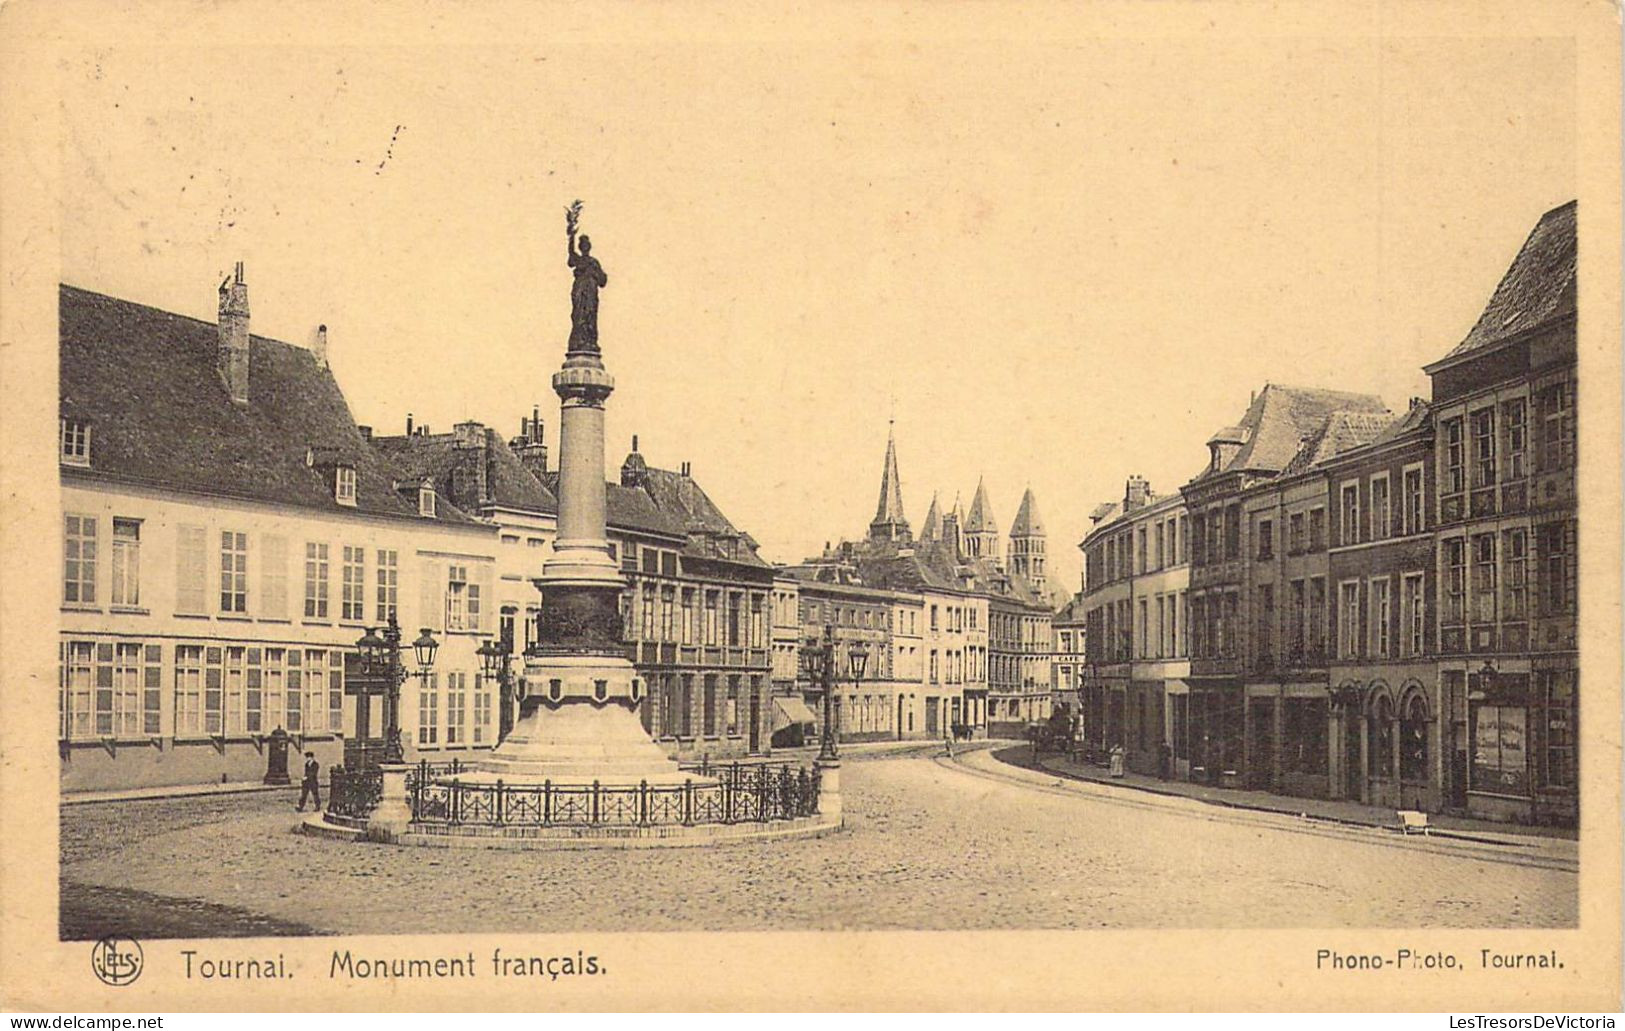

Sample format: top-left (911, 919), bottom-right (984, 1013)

top-left (57, 26), bottom-right (1575, 593)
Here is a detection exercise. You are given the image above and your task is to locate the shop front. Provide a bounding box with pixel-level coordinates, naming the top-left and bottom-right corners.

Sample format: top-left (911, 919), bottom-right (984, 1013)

top-left (1464, 661), bottom-right (1577, 827)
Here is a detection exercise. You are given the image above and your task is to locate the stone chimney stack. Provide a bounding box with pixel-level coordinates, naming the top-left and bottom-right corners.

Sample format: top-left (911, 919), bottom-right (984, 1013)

top-left (510, 405), bottom-right (550, 482)
top-left (1123, 475), bottom-right (1151, 511)
top-left (313, 324), bottom-right (329, 368)
top-left (452, 420), bottom-right (490, 508)
top-left (217, 261), bottom-right (250, 404)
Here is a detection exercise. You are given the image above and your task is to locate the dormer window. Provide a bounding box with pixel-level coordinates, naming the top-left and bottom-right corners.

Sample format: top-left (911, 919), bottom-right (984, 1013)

top-left (418, 481), bottom-right (437, 518)
top-left (60, 418), bottom-right (90, 467)
top-left (335, 465), bottom-right (357, 507)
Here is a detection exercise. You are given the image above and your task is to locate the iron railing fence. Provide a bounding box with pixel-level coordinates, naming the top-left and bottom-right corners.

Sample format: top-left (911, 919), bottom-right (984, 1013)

top-left (410, 763), bottom-right (820, 830)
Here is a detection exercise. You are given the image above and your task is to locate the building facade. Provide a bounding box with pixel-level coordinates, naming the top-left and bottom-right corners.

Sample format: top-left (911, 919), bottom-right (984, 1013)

top-left (1423, 200), bottom-right (1577, 827)
top-left (58, 276), bottom-right (497, 792)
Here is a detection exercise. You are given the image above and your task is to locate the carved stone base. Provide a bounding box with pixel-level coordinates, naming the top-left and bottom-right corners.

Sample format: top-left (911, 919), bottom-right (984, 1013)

top-left (470, 654), bottom-right (697, 787)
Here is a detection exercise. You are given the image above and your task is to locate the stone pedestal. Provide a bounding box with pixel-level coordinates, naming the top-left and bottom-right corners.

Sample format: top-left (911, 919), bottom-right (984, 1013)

top-left (470, 342), bottom-right (695, 789)
top-left (365, 763), bottom-right (413, 843)
top-left (815, 758), bottom-right (842, 823)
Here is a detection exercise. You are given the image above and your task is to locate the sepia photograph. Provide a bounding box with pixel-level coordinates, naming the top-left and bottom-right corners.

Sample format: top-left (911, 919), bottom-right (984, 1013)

top-left (2, 0), bottom-right (1619, 1015)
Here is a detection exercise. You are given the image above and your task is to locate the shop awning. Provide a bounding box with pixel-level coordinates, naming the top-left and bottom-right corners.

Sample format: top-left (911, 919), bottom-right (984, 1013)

top-left (771, 696), bottom-right (818, 730)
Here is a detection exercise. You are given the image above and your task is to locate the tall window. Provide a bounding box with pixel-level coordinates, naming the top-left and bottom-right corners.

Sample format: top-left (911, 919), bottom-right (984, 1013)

top-left (339, 546), bottom-right (365, 621)
top-left (1369, 578), bottom-right (1391, 658)
top-left (1503, 398), bottom-right (1527, 480)
top-left (1369, 475), bottom-right (1390, 541)
top-left (174, 645), bottom-right (203, 736)
top-left (1288, 580), bottom-right (1305, 660)
top-left (1443, 417), bottom-right (1465, 494)
top-left (1402, 467), bottom-right (1424, 535)
top-left (1543, 671), bottom-right (1577, 790)
top-left (1255, 584), bottom-right (1274, 667)
top-left (110, 518), bottom-right (141, 607)
top-left (224, 646), bottom-right (248, 733)
top-left (1338, 582), bottom-right (1361, 659)
top-left (375, 549), bottom-right (398, 622)
top-left (1536, 382), bottom-right (1574, 472)
top-left (681, 589), bottom-right (695, 645)
top-left (1340, 485), bottom-right (1360, 546)
top-left (1504, 529), bottom-right (1527, 620)
top-left (1472, 534), bottom-right (1497, 623)
top-left (220, 531), bottom-right (248, 613)
top-left (1287, 513), bottom-right (1305, 555)
top-left (304, 542), bottom-right (330, 619)
top-left (446, 564), bottom-right (480, 631)
top-left (64, 515), bottom-right (98, 605)
top-left (705, 592), bottom-right (719, 645)
top-left (1443, 538), bottom-right (1466, 624)
top-left (446, 672), bottom-right (466, 745)
top-left (1256, 518), bottom-right (1273, 560)
top-left (418, 672), bottom-right (439, 745)
top-left (60, 418), bottom-right (91, 466)
top-left (1471, 408), bottom-right (1496, 487)
top-left (703, 675), bottom-right (718, 736)
top-left (1308, 508), bottom-right (1326, 552)
top-left (1401, 573), bottom-right (1426, 656)
top-left (1137, 599), bottom-right (1148, 659)
top-left (1308, 578), bottom-right (1327, 658)
top-left (1155, 523), bottom-right (1165, 569)
top-left (1538, 521), bottom-right (1574, 616)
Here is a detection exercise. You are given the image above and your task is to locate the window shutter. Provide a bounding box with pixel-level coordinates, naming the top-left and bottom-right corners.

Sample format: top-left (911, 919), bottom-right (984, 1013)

top-left (418, 557), bottom-right (442, 632)
top-left (262, 535), bottom-right (287, 619)
top-left (478, 562), bottom-right (495, 632)
top-left (176, 525), bottom-right (206, 615)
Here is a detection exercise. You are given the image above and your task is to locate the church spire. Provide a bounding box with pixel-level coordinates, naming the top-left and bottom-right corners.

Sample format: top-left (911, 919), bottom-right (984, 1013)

top-left (868, 420), bottom-right (911, 543)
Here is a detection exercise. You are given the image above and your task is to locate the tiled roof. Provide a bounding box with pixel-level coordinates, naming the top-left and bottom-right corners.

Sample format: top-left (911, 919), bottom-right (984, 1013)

top-left (1009, 487), bottom-right (1045, 537)
top-left (964, 478), bottom-right (996, 532)
top-left (1189, 383), bottom-right (1389, 484)
top-left (373, 430), bottom-right (557, 515)
top-left (1434, 200), bottom-right (1576, 365)
top-left (919, 493), bottom-right (943, 541)
top-left (1279, 410), bottom-right (1398, 477)
top-left (59, 283), bottom-right (477, 524)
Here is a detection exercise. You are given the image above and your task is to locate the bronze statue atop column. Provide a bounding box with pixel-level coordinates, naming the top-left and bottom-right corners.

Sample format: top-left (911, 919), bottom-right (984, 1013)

top-left (565, 199), bottom-right (608, 353)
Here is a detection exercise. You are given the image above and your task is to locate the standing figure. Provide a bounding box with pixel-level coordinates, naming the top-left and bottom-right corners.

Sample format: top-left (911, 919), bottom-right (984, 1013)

top-left (296, 751), bottom-right (321, 811)
top-left (565, 200), bottom-right (608, 353)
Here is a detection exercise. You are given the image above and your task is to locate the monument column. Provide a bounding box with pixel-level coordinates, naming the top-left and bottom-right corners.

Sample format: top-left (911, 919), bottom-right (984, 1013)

top-left (473, 201), bottom-right (696, 787)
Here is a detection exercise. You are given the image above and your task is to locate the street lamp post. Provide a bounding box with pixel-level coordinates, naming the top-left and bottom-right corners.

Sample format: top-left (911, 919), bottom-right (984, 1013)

top-left (478, 637), bottom-right (517, 744)
top-left (355, 615), bottom-right (439, 765)
top-left (357, 615), bottom-right (437, 845)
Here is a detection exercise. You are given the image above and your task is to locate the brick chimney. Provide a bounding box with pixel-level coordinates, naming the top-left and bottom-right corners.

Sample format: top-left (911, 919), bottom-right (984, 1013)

top-left (1123, 474), bottom-right (1151, 511)
top-left (510, 404), bottom-right (549, 481)
top-left (217, 262), bottom-right (250, 404)
top-left (313, 323), bottom-right (329, 368)
top-left (451, 420), bottom-right (490, 509)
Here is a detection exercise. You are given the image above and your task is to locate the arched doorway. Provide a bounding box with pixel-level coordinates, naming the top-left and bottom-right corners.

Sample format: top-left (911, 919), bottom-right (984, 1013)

top-left (1398, 683), bottom-right (1430, 809)
top-left (1366, 683), bottom-right (1396, 807)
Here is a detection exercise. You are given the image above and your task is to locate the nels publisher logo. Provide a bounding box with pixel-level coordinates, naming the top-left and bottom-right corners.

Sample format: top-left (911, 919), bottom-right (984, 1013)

top-left (91, 935), bottom-right (143, 986)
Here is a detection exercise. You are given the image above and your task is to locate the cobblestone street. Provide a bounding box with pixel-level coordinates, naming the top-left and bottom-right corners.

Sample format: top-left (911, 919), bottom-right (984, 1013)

top-left (61, 750), bottom-right (1576, 939)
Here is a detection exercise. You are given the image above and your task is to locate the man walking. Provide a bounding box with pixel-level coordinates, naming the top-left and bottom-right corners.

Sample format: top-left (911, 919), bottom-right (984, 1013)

top-left (296, 751), bottom-right (321, 812)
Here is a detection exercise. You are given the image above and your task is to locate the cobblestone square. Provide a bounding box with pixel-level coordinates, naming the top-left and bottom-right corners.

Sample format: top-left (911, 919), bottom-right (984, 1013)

top-left (61, 750), bottom-right (1576, 939)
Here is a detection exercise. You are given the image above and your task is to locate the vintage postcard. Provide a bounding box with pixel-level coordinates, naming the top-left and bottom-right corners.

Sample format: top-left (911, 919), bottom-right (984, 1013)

top-left (0, 0), bottom-right (1619, 1014)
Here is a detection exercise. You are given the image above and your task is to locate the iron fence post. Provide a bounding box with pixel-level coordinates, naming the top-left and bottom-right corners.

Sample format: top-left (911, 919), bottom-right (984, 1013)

top-left (543, 779), bottom-right (553, 826)
top-left (591, 780), bottom-right (601, 825)
top-left (683, 778), bottom-right (693, 825)
top-left (495, 779), bottom-right (505, 826)
top-left (639, 779), bottom-right (649, 826)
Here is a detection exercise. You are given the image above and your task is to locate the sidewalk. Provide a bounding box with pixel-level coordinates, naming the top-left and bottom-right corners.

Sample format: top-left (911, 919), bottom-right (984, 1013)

top-left (1016, 747), bottom-right (1576, 848)
top-left (62, 780), bottom-right (296, 806)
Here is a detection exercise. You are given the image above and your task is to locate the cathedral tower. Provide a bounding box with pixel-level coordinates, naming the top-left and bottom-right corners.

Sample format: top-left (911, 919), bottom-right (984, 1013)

top-left (868, 422), bottom-right (911, 544)
top-left (1007, 486), bottom-right (1047, 592)
top-left (963, 477), bottom-right (999, 564)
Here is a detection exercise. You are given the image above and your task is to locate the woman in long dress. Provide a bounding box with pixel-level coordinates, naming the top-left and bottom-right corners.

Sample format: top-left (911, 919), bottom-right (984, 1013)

top-left (567, 230), bottom-right (608, 352)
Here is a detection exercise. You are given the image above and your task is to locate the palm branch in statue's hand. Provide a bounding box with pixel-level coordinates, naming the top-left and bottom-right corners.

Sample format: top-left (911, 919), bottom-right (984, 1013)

top-left (565, 199), bottom-right (583, 236)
